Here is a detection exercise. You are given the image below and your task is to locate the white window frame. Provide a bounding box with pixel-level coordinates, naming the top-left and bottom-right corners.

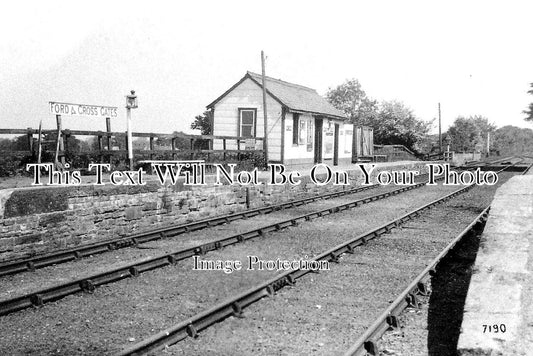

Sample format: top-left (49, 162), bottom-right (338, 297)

top-left (238, 108), bottom-right (256, 138)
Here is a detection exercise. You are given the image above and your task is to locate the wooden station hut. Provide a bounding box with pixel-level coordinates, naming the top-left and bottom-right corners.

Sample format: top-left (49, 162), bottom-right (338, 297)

top-left (207, 71), bottom-right (372, 168)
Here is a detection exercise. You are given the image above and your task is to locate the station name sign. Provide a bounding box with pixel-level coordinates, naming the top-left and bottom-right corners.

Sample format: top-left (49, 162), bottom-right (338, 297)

top-left (49, 101), bottom-right (118, 118)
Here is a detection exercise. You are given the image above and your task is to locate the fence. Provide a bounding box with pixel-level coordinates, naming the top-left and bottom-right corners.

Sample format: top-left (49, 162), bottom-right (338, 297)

top-left (0, 128), bottom-right (265, 175)
top-left (373, 144), bottom-right (421, 162)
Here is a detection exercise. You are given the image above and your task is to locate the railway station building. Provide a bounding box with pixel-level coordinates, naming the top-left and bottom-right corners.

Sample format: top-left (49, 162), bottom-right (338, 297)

top-left (207, 71), bottom-right (369, 169)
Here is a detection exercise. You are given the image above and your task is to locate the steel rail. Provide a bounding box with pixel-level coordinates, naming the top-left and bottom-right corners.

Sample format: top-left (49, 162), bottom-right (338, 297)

top-left (521, 161), bottom-right (533, 174)
top-left (2, 161), bottom-right (493, 277)
top-left (342, 160), bottom-right (529, 355)
top-left (343, 206), bottom-right (490, 356)
top-left (115, 183), bottom-right (477, 356)
top-left (0, 184), bottom-right (381, 277)
top-left (0, 179), bottom-right (433, 316)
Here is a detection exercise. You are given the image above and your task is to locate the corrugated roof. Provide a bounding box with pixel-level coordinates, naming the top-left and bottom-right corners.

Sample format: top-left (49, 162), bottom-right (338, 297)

top-left (207, 72), bottom-right (347, 120)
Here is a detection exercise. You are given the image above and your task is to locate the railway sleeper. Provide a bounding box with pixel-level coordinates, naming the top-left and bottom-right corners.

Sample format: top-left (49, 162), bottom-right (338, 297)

top-left (265, 285), bottom-right (275, 297)
top-left (186, 323), bottom-right (198, 338)
top-left (26, 261), bottom-right (35, 272)
top-left (30, 293), bottom-right (44, 307)
top-left (231, 302), bottom-right (244, 318)
top-left (363, 338), bottom-right (380, 356)
top-left (286, 274), bottom-right (296, 286)
top-left (80, 279), bottom-right (96, 293)
top-left (417, 281), bottom-right (430, 296)
top-left (406, 293), bottom-right (421, 308)
top-left (386, 314), bottom-right (401, 329)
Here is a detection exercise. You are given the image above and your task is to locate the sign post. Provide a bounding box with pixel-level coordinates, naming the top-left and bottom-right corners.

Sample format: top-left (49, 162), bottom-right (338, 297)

top-left (49, 102), bottom-right (118, 119)
top-left (54, 115), bottom-right (65, 167)
top-left (125, 91), bottom-right (138, 170)
top-left (49, 101), bottom-right (118, 167)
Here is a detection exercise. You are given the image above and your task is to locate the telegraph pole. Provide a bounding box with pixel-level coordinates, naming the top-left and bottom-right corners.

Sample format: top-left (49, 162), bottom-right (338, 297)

top-left (261, 50), bottom-right (269, 167)
top-left (438, 102), bottom-right (442, 153)
top-left (486, 131), bottom-right (490, 157)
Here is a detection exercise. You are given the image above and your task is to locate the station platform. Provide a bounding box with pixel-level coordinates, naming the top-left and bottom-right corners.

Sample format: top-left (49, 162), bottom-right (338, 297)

top-left (457, 171), bottom-right (533, 355)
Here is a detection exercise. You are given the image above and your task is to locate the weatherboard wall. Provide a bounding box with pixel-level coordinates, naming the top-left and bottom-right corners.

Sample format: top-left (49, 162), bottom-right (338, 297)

top-left (212, 77), bottom-right (282, 161)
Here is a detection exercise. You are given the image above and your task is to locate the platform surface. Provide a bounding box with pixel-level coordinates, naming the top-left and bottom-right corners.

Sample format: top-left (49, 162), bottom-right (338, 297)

top-left (457, 172), bottom-right (533, 355)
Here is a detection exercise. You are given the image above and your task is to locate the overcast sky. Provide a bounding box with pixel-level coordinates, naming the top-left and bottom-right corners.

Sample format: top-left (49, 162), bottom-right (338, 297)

top-left (1, 0), bottom-right (532, 135)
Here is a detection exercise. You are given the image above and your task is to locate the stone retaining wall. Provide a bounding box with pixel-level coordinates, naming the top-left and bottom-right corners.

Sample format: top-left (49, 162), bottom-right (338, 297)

top-left (0, 162), bottom-right (427, 261)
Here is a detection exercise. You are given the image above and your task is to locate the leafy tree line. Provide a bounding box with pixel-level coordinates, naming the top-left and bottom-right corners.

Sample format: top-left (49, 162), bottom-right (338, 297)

top-left (446, 115), bottom-right (495, 152)
top-left (325, 79), bottom-right (433, 153)
top-left (492, 126), bottom-right (533, 155)
top-left (524, 82), bottom-right (533, 122)
top-left (446, 116), bottom-right (533, 155)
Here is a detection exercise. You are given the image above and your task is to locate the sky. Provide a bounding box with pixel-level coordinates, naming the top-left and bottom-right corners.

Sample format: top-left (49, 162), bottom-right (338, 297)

top-left (1, 0), bottom-right (532, 135)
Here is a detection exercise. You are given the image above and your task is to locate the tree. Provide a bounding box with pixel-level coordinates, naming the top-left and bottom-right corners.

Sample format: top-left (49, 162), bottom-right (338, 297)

top-left (190, 110), bottom-right (213, 135)
top-left (374, 100), bottom-right (432, 151)
top-left (326, 79), bottom-right (378, 125)
top-left (156, 131), bottom-right (190, 149)
top-left (447, 116), bottom-right (496, 152)
top-left (11, 135), bottom-right (31, 151)
top-left (493, 125), bottom-right (533, 155)
top-left (0, 138), bottom-right (11, 151)
top-left (524, 83), bottom-right (533, 122)
top-left (326, 79), bottom-right (431, 152)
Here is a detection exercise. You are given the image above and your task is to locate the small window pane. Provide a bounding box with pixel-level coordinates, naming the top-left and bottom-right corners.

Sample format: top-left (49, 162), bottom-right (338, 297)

top-left (241, 111), bottom-right (254, 125)
top-left (242, 125), bottom-right (253, 137)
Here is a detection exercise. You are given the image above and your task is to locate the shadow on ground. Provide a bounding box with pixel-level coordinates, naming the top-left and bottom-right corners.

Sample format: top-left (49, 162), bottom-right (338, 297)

top-left (427, 228), bottom-right (483, 356)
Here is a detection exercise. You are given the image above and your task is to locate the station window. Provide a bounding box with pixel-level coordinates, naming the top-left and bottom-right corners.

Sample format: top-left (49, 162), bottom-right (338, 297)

top-left (239, 108), bottom-right (256, 138)
top-left (292, 113), bottom-right (300, 145)
top-left (299, 117), bottom-right (307, 144)
top-left (295, 116), bottom-right (313, 147)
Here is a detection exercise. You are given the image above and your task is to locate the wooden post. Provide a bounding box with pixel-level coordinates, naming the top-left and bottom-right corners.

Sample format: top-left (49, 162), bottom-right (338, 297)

top-left (190, 138), bottom-right (194, 160)
top-left (105, 117), bottom-right (111, 149)
top-left (63, 130), bottom-right (69, 161)
top-left (261, 50), bottom-right (269, 167)
top-left (171, 137), bottom-right (176, 160)
top-left (333, 123), bottom-right (339, 166)
top-left (98, 134), bottom-right (104, 163)
top-left (149, 136), bottom-right (155, 160)
top-left (223, 138), bottom-right (227, 161)
top-left (351, 124), bottom-right (357, 163)
top-left (54, 115), bottom-right (65, 167)
top-left (438, 103), bottom-right (442, 153)
top-left (37, 121), bottom-right (42, 165)
top-left (106, 117), bottom-right (112, 163)
top-left (26, 128), bottom-right (33, 156)
top-left (486, 131), bottom-right (490, 157)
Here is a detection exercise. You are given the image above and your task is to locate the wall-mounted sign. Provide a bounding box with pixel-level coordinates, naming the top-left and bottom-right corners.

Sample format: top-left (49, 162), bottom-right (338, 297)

top-left (49, 101), bottom-right (118, 118)
top-left (245, 139), bottom-right (256, 150)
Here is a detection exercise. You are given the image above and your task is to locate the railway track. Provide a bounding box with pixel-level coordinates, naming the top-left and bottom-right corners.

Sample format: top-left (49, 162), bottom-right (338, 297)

top-left (343, 157), bottom-right (532, 355)
top-left (0, 183), bottom-right (380, 277)
top-left (0, 159), bottom-right (499, 279)
top-left (0, 161), bottom-right (498, 278)
top-left (115, 163), bottom-right (523, 356)
top-left (0, 164), bottom-right (521, 316)
top-left (343, 206), bottom-right (489, 356)
top-left (0, 177), bottom-right (435, 316)
top-left (116, 183), bottom-right (479, 355)
top-left (0, 162), bottom-right (525, 355)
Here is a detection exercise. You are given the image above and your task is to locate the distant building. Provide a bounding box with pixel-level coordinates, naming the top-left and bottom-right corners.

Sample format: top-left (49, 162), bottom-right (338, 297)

top-left (207, 71), bottom-right (359, 168)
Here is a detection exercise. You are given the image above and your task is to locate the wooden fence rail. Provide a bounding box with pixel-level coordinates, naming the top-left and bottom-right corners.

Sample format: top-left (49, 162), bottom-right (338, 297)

top-left (0, 128), bottom-right (265, 170)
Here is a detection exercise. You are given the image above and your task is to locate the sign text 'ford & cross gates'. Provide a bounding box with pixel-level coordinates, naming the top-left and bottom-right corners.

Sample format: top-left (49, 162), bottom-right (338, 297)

top-left (49, 101), bottom-right (118, 118)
